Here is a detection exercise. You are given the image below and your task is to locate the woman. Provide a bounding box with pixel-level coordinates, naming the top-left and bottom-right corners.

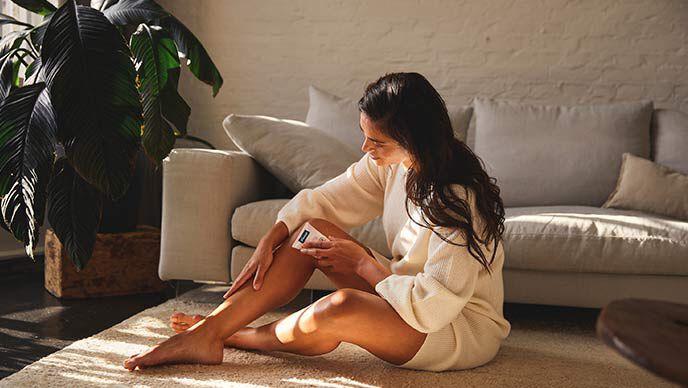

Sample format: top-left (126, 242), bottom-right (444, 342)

top-left (123, 72), bottom-right (511, 372)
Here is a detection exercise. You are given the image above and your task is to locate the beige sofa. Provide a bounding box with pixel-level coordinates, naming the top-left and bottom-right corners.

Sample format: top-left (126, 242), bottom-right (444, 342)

top-left (158, 99), bottom-right (688, 309)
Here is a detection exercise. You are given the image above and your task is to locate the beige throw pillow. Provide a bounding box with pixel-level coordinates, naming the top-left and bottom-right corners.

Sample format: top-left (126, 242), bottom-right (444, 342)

top-left (602, 152), bottom-right (688, 221)
top-left (223, 114), bottom-right (360, 193)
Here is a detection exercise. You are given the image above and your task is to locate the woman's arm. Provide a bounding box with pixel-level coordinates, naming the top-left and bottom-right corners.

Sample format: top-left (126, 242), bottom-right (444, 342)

top-left (275, 153), bottom-right (386, 236)
top-left (260, 220), bottom-right (290, 250)
top-left (356, 258), bottom-right (393, 289)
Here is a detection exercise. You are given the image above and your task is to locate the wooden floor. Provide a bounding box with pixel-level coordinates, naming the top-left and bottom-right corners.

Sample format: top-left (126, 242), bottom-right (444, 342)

top-left (0, 256), bottom-right (178, 379)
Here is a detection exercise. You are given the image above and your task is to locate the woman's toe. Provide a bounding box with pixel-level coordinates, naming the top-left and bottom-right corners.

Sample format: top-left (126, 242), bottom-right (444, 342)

top-left (123, 356), bottom-right (138, 371)
top-left (171, 323), bottom-right (187, 333)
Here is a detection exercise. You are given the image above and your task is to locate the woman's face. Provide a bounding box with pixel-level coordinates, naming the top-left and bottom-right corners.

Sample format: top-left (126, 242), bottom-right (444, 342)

top-left (359, 112), bottom-right (412, 168)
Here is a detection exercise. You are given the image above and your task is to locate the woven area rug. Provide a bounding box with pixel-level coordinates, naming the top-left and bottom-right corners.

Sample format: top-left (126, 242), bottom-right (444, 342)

top-left (0, 287), bottom-right (674, 388)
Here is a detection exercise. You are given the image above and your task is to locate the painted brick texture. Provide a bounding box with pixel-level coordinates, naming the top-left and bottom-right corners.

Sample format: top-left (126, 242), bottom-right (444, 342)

top-left (158, 0), bottom-right (688, 151)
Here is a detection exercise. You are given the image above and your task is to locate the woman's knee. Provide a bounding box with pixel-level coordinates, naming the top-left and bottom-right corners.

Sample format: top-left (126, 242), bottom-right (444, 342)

top-left (320, 288), bottom-right (368, 320)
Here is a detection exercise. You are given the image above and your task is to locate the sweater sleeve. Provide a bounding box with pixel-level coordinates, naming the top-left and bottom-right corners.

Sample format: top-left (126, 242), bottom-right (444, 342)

top-left (374, 186), bottom-right (492, 334)
top-left (275, 153), bottom-right (386, 235)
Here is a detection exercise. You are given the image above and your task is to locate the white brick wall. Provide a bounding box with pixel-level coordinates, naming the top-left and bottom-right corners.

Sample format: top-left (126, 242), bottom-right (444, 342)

top-left (158, 0), bottom-right (688, 151)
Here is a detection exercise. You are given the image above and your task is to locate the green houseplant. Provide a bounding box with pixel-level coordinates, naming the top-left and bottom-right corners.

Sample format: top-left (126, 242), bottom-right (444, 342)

top-left (0, 0), bottom-right (222, 270)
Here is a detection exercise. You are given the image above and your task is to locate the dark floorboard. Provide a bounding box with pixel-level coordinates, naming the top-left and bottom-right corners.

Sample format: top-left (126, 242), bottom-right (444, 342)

top-left (0, 257), bottom-right (197, 379)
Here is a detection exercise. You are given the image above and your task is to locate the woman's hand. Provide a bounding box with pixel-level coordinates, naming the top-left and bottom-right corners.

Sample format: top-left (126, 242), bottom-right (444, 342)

top-left (223, 241), bottom-right (276, 298)
top-left (301, 236), bottom-right (374, 276)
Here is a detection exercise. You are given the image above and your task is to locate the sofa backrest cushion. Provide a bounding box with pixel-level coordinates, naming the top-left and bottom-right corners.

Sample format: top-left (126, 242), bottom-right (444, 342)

top-left (305, 85), bottom-right (474, 156)
top-left (473, 97), bottom-right (654, 207)
top-left (223, 114), bottom-right (360, 193)
top-left (652, 108), bottom-right (688, 175)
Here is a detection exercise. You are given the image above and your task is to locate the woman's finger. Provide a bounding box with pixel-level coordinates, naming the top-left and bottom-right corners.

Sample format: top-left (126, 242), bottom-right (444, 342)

top-left (303, 240), bottom-right (333, 249)
top-left (224, 264), bottom-right (255, 298)
top-left (224, 273), bottom-right (244, 297)
top-left (253, 262), bottom-right (265, 290)
top-left (315, 258), bottom-right (333, 268)
top-left (301, 247), bottom-right (332, 256)
top-left (226, 269), bottom-right (251, 296)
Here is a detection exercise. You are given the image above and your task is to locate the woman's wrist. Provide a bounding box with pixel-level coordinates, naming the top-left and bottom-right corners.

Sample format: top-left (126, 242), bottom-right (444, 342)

top-left (260, 221), bottom-right (289, 248)
top-left (356, 255), bottom-right (392, 288)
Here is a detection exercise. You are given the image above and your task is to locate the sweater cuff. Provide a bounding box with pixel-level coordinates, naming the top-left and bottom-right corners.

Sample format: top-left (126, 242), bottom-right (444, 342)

top-left (375, 273), bottom-right (412, 298)
top-left (275, 216), bottom-right (298, 236)
top-left (374, 273), bottom-right (419, 327)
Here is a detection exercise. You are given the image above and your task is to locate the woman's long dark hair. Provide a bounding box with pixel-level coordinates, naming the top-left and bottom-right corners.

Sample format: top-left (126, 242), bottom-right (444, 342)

top-left (357, 72), bottom-right (505, 275)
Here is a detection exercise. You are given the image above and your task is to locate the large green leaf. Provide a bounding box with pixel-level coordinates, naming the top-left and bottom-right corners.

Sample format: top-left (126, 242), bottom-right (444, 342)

top-left (158, 15), bottom-right (223, 97)
top-left (0, 30), bottom-right (31, 57)
top-left (46, 157), bottom-right (102, 270)
top-left (41, 1), bottom-right (143, 201)
top-left (95, 0), bottom-right (121, 11)
top-left (10, 0), bottom-right (57, 16)
top-left (0, 82), bottom-right (56, 259)
top-left (130, 23), bottom-right (189, 167)
top-left (103, 0), bottom-right (167, 26)
top-left (24, 55), bottom-right (41, 84)
top-left (0, 50), bottom-right (19, 103)
top-left (0, 13), bottom-right (34, 29)
top-left (29, 14), bottom-right (51, 50)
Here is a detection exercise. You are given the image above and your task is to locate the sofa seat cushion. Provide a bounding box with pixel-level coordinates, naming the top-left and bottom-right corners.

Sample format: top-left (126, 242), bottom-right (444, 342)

top-left (504, 206), bottom-right (688, 275)
top-left (231, 199), bottom-right (391, 258)
top-left (232, 200), bottom-right (688, 276)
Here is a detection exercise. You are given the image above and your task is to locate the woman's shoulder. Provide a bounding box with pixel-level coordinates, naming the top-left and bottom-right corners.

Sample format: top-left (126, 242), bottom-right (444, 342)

top-left (349, 152), bottom-right (391, 191)
top-left (359, 152), bottom-right (394, 179)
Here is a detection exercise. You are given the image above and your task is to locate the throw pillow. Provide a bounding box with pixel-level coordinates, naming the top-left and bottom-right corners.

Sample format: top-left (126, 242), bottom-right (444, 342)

top-left (602, 152), bottom-right (688, 222)
top-left (305, 85), bottom-right (474, 156)
top-left (223, 114), bottom-right (360, 193)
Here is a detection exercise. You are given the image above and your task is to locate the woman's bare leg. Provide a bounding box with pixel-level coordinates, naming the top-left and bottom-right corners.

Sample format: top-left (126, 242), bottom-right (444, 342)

top-left (175, 287), bottom-right (427, 364)
top-left (124, 218), bottom-right (356, 370)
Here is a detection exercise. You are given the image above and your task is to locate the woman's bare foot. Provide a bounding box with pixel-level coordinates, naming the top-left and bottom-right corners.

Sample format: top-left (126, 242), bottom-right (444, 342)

top-left (170, 312), bottom-right (204, 333)
top-left (169, 312), bottom-right (269, 350)
top-left (123, 329), bottom-right (224, 371)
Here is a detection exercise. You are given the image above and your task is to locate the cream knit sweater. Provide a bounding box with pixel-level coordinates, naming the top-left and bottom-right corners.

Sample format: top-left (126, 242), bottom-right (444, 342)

top-left (275, 153), bottom-right (511, 370)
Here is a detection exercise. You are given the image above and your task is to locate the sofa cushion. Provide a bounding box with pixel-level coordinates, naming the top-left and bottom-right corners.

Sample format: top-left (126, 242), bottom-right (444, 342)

top-left (503, 205), bottom-right (687, 275)
top-left (652, 108), bottom-right (688, 174)
top-left (602, 153), bottom-right (688, 222)
top-left (472, 98), bottom-right (654, 207)
top-left (232, 200), bottom-right (688, 276)
top-left (223, 114), bottom-right (360, 193)
top-left (306, 85), bottom-right (474, 156)
top-left (231, 199), bottom-right (391, 258)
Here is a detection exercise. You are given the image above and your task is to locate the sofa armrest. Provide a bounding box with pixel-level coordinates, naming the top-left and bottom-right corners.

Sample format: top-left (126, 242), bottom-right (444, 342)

top-left (158, 148), bottom-right (291, 283)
